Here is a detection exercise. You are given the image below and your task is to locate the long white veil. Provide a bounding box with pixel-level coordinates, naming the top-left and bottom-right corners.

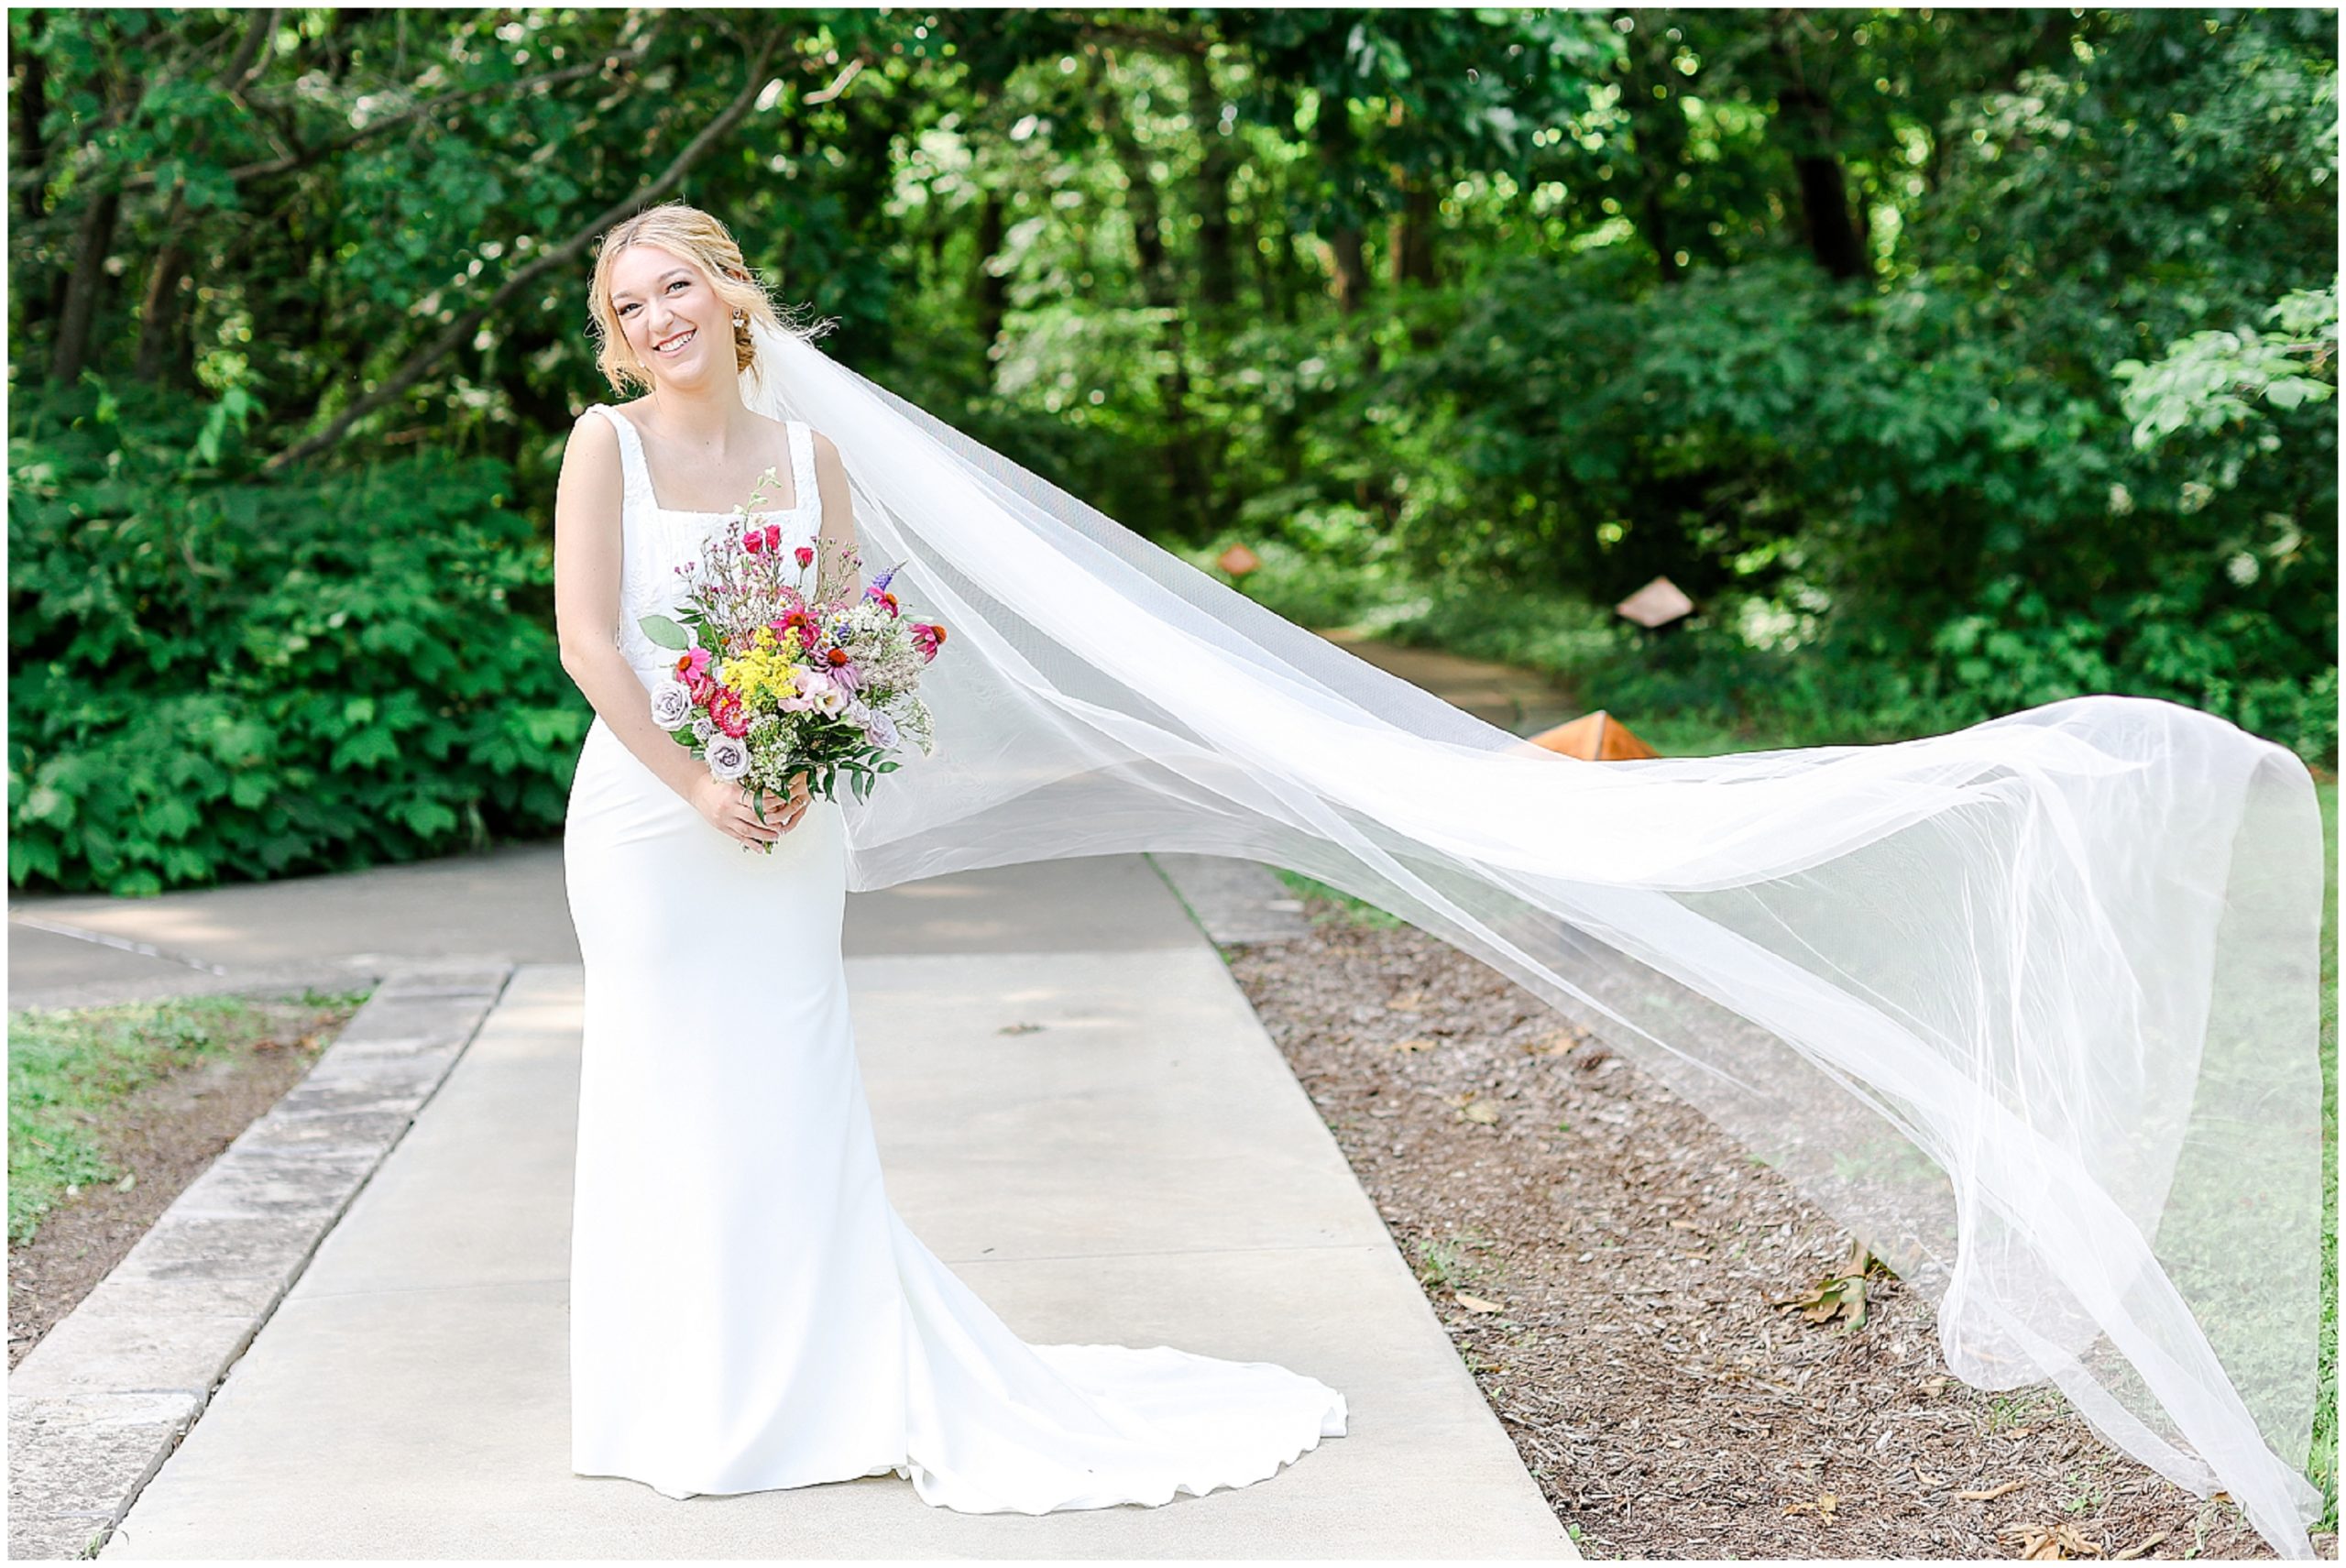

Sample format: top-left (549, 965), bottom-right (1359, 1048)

top-left (741, 313), bottom-right (2328, 1556)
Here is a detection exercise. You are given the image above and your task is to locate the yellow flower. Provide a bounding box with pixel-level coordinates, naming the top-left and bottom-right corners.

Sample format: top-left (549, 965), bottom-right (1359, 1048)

top-left (726, 634), bottom-right (802, 707)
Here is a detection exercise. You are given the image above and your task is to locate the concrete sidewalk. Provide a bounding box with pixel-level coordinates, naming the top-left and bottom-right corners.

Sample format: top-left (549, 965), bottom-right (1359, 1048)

top-left (65, 850), bottom-right (1572, 1558)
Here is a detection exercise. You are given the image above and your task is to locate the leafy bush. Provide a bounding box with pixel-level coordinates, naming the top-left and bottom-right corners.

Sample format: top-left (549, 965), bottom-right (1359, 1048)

top-left (1204, 541), bottom-right (2337, 768)
top-left (9, 383), bottom-right (588, 894)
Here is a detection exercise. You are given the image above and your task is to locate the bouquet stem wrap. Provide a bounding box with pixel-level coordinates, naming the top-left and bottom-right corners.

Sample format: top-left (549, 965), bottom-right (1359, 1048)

top-left (741, 316), bottom-right (2328, 1557)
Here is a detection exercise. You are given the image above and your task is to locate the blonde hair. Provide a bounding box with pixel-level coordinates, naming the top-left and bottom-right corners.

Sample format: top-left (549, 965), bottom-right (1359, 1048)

top-left (586, 202), bottom-right (824, 395)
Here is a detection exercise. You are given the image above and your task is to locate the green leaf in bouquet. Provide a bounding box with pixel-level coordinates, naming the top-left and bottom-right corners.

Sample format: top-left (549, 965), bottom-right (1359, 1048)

top-left (638, 614), bottom-right (692, 652)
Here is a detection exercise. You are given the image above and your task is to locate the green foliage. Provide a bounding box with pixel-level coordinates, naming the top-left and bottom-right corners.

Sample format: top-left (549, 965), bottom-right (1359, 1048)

top-left (2118, 285), bottom-right (2340, 450)
top-left (7, 988), bottom-right (368, 1245)
top-left (8, 381), bottom-right (588, 894)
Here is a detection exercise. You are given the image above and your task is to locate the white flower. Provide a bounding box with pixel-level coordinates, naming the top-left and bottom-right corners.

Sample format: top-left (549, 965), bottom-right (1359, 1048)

top-left (690, 714), bottom-right (716, 742)
top-left (649, 680), bottom-right (695, 730)
top-left (705, 734), bottom-right (751, 781)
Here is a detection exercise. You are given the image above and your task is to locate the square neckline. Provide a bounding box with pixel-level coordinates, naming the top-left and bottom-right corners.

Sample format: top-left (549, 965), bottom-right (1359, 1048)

top-left (600, 401), bottom-right (809, 519)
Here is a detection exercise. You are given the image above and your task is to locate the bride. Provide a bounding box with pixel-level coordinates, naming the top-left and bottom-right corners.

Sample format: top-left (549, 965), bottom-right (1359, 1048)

top-left (553, 203), bottom-right (1349, 1512)
top-left (554, 205), bottom-right (2324, 1557)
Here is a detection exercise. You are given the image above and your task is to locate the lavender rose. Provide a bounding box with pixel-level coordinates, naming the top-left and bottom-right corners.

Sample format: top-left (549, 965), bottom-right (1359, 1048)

top-left (649, 679), bottom-right (695, 731)
top-left (705, 734), bottom-right (751, 781)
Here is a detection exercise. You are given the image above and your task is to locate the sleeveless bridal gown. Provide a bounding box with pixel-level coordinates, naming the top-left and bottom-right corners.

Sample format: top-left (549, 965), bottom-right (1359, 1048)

top-left (561, 401), bottom-right (1348, 1512)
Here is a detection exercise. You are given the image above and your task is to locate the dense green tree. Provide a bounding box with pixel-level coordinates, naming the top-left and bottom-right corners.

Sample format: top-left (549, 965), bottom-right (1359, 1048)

top-left (9, 7), bottom-right (2335, 899)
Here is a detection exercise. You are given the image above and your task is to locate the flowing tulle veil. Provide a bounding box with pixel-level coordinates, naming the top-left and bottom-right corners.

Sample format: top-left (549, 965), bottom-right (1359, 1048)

top-left (739, 313), bottom-right (2327, 1556)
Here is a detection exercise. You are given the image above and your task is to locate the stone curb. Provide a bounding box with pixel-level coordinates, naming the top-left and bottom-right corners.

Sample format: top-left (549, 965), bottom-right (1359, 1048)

top-left (6, 961), bottom-right (514, 1561)
top-left (1146, 852), bottom-right (1311, 945)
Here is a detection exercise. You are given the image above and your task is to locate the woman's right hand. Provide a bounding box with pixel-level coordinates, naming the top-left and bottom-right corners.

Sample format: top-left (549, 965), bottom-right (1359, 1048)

top-left (690, 775), bottom-right (793, 849)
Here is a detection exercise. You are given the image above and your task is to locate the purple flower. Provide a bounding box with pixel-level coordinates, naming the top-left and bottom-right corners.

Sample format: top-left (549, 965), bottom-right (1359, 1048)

top-left (705, 734), bottom-right (751, 781)
top-left (649, 680), bottom-right (694, 731)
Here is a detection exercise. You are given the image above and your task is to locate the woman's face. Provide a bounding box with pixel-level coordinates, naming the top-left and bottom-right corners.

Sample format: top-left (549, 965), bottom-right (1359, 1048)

top-left (608, 243), bottom-right (726, 388)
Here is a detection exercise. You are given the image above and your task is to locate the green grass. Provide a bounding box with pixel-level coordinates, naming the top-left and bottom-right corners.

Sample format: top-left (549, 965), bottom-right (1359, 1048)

top-left (6, 989), bottom-right (369, 1246)
top-left (1267, 868), bottom-right (1409, 929)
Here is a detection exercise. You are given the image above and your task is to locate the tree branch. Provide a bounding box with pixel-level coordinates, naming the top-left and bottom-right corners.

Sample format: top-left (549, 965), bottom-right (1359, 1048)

top-left (118, 38), bottom-right (658, 194)
top-left (264, 30), bottom-right (784, 473)
top-left (224, 8), bottom-right (277, 99)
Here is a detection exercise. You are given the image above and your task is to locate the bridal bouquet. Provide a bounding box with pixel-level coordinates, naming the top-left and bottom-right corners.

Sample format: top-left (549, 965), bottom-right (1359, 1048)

top-left (637, 487), bottom-right (943, 827)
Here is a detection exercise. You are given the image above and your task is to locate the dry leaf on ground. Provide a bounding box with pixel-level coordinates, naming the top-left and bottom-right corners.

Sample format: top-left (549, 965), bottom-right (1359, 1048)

top-left (1960, 1480), bottom-right (2027, 1501)
top-left (2000, 1521), bottom-right (2105, 1559)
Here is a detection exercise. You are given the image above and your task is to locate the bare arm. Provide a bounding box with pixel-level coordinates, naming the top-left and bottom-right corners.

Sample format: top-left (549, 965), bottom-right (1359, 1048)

top-left (554, 411), bottom-right (790, 842)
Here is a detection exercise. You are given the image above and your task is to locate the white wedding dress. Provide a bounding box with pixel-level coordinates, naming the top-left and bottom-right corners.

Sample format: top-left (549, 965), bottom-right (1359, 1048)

top-left (561, 400), bottom-right (1347, 1512)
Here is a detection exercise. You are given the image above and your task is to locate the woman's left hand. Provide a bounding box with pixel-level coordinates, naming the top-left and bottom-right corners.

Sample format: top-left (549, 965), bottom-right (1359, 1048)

top-left (780, 771), bottom-right (813, 831)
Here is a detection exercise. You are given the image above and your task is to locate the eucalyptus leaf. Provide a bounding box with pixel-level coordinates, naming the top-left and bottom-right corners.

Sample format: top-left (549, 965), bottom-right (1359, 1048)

top-left (638, 615), bottom-right (693, 652)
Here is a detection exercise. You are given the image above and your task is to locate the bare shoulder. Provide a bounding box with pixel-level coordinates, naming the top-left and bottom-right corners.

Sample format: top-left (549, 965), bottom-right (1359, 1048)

top-left (557, 407), bottom-right (623, 517)
top-left (567, 403), bottom-right (621, 456)
top-left (806, 427), bottom-right (844, 467)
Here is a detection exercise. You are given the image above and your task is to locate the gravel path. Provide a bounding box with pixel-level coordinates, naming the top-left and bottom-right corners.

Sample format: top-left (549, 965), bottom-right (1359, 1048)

top-left (1223, 896), bottom-right (2324, 1560)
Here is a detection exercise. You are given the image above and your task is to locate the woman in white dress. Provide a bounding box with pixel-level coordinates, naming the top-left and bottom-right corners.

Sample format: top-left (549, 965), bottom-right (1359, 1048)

top-left (551, 203), bottom-right (1347, 1511)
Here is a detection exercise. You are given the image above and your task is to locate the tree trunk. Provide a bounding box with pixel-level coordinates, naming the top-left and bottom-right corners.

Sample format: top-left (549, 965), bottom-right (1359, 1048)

top-left (971, 189), bottom-right (1008, 352)
top-left (1315, 91), bottom-right (1366, 314)
top-left (135, 13), bottom-right (274, 386)
top-left (1093, 53), bottom-right (1211, 533)
top-left (1786, 136), bottom-right (1864, 279)
top-left (1390, 173), bottom-right (1436, 286)
top-left (50, 186), bottom-right (119, 383)
top-left (1769, 16), bottom-right (1867, 281)
top-left (1622, 20), bottom-right (1688, 285)
top-left (133, 178), bottom-right (195, 384)
top-left (12, 10), bottom-right (49, 232)
top-left (1187, 49), bottom-right (1237, 311)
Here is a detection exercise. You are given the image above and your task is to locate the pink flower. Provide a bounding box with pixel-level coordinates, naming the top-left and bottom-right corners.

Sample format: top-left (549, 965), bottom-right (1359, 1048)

top-left (709, 688), bottom-right (750, 739)
top-left (674, 647), bottom-right (712, 683)
top-left (867, 587), bottom-right (901, 618)
top-left (687, 672), bottom-right (719, 707)
top-left (764, 523), bottom-right (783, 551)
top-left (795, 544), bottom-right (815, 567)
top-left (911, 622), bottom-right (945, 663)
top-left (742, 530), bottom-right (764, 554)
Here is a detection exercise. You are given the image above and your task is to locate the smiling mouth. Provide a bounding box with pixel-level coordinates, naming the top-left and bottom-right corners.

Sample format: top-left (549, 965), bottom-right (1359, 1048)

top-left (653, 327), bottom-right (697, 356)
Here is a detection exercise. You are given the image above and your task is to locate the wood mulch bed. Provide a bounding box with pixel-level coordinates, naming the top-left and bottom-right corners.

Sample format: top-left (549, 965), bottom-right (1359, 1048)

top-left (7, 994), bottom-right (362, 1371)
top-left (1223, 899), bottom-right (2332, 1561)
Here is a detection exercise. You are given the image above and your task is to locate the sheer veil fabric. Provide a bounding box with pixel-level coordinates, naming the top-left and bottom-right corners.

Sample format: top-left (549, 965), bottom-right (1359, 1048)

top-left (741, 315), bottom-right (2327, 1557)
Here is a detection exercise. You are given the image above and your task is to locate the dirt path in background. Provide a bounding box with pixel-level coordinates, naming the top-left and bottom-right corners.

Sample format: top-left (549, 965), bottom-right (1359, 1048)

top-left (1224, 903), bottom-right (2325, 1561)
top-left (7, 995), bottom-right (362, 1369)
